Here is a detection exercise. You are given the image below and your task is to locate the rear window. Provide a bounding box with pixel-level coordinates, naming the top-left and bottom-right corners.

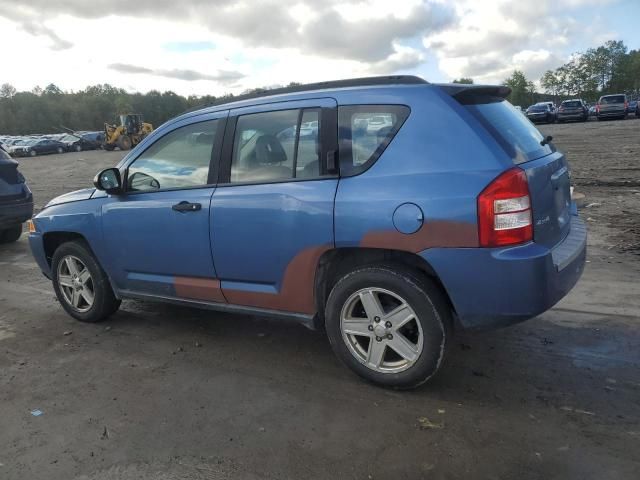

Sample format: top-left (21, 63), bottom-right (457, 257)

top-left (465, 98), bottom-right (553, 164)
top-left (600, 95), bottom-right (625, 104)
top-left (529, 105), bottom-right (548, 112)
top-left (562, 101), bottom-right (581, 108)
top-left (338, 105), bottom-right (410, 176)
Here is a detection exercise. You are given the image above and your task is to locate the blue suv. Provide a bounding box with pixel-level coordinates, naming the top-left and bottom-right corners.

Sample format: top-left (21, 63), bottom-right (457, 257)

top-left (27, 76), bottom-right (586, 388)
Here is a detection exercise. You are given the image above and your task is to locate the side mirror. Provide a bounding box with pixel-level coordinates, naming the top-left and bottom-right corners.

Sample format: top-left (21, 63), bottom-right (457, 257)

top-left (93, 168), bottom-right (122, 194)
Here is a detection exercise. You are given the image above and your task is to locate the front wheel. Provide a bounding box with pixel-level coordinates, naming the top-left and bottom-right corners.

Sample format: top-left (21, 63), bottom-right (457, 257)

top-left (29, 150), bottom-right (37, 157)
top-left (75, 144), bottom-right (82, 152)
top-left (325, 265), bottom-right (450, 389)
top-left (52, 241), bottom-right (121, 322)
top-left (56, 147), bottom-right (64, 154)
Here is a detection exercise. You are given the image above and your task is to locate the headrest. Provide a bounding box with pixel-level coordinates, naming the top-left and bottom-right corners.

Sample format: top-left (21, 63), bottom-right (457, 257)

top-left (256, 135), bottom-right (287, 164)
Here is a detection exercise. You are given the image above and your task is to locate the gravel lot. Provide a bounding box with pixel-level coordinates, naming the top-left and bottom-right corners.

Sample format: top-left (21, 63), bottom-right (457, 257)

top-left (1, 118), bottom-right (639, 479)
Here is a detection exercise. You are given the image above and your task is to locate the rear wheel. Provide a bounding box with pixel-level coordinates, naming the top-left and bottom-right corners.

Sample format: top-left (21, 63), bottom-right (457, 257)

top-left (75, 144), bottom-right (82, 152)
top-left (0, 224), bottom-right (22, 244)
top-left (325, 265), bottom-right (450, 389)
top-left (52, 241), bottom-right (121, 322)
top-left (56, 146), bottom-right (64, 154)
top-left (29, 150), bottom-right (37, 157)
top-left (117, 135), bottom-right (132, 151)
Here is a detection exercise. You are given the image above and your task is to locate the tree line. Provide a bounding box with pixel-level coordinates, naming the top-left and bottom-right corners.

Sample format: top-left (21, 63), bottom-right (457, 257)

top-left (0, 83), bottom-right (304, 136)
top-left (505, 40), bottom-right (639, 107)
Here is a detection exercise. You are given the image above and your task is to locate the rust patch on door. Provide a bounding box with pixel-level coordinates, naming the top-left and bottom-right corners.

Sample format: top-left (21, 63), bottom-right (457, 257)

top-left (174, 277), bottom-right (226, 303)
top-left (222, 245), bottom-right (330, 315)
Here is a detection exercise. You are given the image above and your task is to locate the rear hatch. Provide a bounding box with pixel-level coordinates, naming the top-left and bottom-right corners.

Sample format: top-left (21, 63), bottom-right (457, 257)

top-left (440, 84), bottom-right (572, 248)
top-left (560, 101), bottom-right (583, 114)
top-left (0, 149), bottom-right (27, 199)
top-left (599, 95), bottom-right (625, 113)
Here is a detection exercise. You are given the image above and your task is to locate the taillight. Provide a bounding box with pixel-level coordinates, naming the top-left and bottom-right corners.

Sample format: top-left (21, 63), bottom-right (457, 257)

top-left (477, 168), bottom-right (533, 247)
top-left (596, 103), bottom-right (600, 113)
top-left (624, 101), bottom-right (628, 109)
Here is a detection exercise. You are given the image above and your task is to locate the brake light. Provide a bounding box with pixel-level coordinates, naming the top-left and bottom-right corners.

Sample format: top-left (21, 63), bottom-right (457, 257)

top-left (596, 103), bottom-right (600, 113)
top-left (624, 101), bottom-right (628, 109)
top-left (477, 168), bottom-right (533, 247)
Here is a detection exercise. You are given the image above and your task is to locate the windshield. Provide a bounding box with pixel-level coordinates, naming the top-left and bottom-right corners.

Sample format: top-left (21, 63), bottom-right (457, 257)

top-left (465, 98), bottom-right (552, 164)
top-left (600, 95), bottom-right (625, 104)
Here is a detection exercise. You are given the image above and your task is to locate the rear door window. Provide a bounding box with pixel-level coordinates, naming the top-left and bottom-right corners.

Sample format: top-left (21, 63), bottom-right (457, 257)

top-left (464, 98), bottom-right (552, 164)
top-left (338, 105), bottom-right (410, 176)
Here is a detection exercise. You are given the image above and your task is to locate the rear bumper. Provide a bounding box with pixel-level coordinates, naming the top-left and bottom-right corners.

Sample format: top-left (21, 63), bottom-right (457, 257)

top-left (597, 110), bottom-right (626, 118)
top-left (0, 195), bottom-right (33, 228)
top-left (558, 112), bottom-right (585, 119)
top-left (420, 215), bottom-right (587, 330)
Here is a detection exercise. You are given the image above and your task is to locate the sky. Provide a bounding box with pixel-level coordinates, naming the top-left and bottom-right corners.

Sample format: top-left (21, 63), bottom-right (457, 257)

top-left (0, 0), bottom-right (638, 97)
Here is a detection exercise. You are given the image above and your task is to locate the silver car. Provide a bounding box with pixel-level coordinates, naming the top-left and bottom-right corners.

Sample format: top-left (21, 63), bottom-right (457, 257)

top-left (596, 94), bottom-right (628, 120)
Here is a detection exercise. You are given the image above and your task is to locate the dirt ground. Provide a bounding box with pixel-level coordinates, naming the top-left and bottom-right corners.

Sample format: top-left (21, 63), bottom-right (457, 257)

top-left (1, 118), bottom-right (639, 479)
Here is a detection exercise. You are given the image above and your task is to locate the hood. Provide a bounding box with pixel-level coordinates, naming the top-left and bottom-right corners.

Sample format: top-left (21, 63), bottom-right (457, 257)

top-left (44, 187), bottom-right (96, 208)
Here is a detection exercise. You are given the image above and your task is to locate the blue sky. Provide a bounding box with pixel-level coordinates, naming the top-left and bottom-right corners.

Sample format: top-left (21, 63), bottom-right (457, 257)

top-left (0, 0), bottom-right (638, 95)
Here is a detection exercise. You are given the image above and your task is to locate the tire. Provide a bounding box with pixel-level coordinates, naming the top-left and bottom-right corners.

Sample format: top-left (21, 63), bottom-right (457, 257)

top-left (117, 135), bottom-right (132, 151)
top-left (29, 149), bottom-right (37, 157)
top-left (325, 265), bottom-right (451, 389)
top-left (75, 144), bottom-right (82, 152)
top-left (51, 241), bottom-right (121, 322)
top-left (0, 224), bottom-right (22, 244)
top-left (103, 143), bottom-right (115, 151)
top-left (56, 147), bottom-right (64, 154)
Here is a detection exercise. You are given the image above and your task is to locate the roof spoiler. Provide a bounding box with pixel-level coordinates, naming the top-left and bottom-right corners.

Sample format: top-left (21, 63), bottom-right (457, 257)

top-left (436, 83), bottom-right (512, 101)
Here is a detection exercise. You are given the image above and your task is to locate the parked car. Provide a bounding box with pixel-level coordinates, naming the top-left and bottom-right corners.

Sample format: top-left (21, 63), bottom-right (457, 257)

top-left (526, 103), bottom-right (556, 124)
top-left (596, 94), bottom-right (628, 120)
top-left (27, 76), bottom-right (586, 389)
top-left (0, 146), bottom-right (33, 243)
top-left (60, 134), bottom-right (101, 152)
top-left (557, 99), bottom-right (589, 123)
top-left (628, 100), bottom-right (639, 117)
top-left (12, 139), bottom-right (66, 157)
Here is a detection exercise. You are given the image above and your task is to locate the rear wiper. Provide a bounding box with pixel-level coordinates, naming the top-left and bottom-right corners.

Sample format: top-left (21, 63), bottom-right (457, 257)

top-left (540, 135), bottom-right (553, 146)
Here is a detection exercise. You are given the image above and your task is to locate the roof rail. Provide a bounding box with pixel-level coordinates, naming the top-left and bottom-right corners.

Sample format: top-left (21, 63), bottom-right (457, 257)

top-left (185, 75), bottom-right (428, 113)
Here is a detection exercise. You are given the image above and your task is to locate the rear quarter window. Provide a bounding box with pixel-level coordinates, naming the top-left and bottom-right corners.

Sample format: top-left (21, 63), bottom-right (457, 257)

top-left (464, 97), bottom-right (553, 164)
top-left (338, 105), bottom-right (409, 176)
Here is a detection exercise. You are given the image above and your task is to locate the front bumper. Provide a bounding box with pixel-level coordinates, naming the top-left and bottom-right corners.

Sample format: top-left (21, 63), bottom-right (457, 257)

top-left (420, 215), bottom-right (587, 330)
top-left (28, 232), bottom-right (52, 278)
top-left (0, 195), bottom-right (33, 228)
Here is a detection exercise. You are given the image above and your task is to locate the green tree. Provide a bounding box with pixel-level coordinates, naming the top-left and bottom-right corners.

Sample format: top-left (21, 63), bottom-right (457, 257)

top-left (452, 77), bottom-right (474, 84)
top-left (0, 83), bottom-right (16, 98)
top-left (503, 70), bottom-right (535, 107)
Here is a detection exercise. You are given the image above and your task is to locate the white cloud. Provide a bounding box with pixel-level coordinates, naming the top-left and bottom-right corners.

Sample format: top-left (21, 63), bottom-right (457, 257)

top-left (0, 0), bottom-right (631, 95)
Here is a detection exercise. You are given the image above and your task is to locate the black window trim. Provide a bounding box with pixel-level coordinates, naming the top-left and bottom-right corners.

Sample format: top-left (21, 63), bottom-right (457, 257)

top-left (338, 104), bottom-right (411, 178)
top-left (218, 103), bottom-right (338, 186)
top-left (121, 115), bottom-right (228, 195)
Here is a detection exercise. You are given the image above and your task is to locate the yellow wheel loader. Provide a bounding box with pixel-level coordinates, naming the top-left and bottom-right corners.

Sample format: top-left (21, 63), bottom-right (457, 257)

top-left (103, 114), bottom-right (153, 151)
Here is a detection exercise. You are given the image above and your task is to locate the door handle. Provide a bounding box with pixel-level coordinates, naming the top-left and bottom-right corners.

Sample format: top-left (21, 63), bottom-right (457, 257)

top-left (172, 201), bottom-right (202, 212)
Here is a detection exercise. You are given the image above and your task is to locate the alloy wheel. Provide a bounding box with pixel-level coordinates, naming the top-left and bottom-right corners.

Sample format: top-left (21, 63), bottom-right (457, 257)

top-left (57, 255), bottom-right (95, 312)
top-left (340, 287), bottom-right (423, 373)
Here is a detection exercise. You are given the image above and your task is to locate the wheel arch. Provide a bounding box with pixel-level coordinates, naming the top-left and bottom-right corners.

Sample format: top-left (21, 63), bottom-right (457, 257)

top-left (42, 231), bottom-right (89, 267)
top-left (314, 247), bottom-right (456, 328)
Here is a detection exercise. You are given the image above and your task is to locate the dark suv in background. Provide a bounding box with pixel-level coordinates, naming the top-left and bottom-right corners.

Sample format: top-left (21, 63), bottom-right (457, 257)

top-left (557, 99), bottom-right (589, 123)
top-left (526, 103), bottom-right (556, 124)
top-left (596, 94), bottom-right (628, 120)
top-left (0, 146), bottom-right (33, 243)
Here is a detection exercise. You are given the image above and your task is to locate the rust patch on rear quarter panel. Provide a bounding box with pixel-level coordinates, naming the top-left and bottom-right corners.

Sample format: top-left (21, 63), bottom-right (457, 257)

top-left (361, 221), bottom-right (478, 253)
top-left (174, 277), bottom-right (226, 303)
top-left (222, 245), bottom-right (330, 315)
